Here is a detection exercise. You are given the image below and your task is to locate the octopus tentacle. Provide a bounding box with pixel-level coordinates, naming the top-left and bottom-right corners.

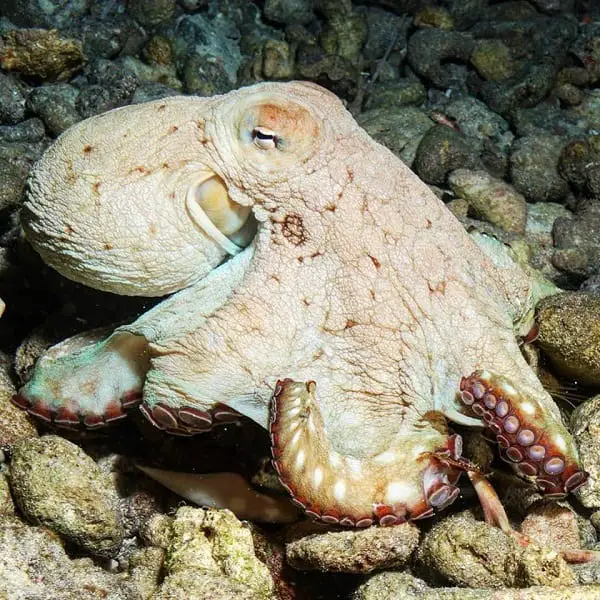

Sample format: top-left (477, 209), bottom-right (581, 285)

top-left (269, 379), bottom-right (463, 527)
top-left (459, 370), bottom-right (588, 497)
top-left (14, 331), bottom-right (148, 429)
top-left (139, 400), bottom-right (242, 436)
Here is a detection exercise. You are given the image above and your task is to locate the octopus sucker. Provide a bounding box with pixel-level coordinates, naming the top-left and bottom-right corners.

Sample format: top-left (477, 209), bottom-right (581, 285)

top-left (459, 371), bottom-right (588, 496)
top-left (14, 81), bottom-right (587, 526)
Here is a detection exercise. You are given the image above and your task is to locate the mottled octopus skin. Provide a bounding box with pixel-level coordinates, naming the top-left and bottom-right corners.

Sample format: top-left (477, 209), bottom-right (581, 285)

top-left (17, 81), bottom-right (587, 526)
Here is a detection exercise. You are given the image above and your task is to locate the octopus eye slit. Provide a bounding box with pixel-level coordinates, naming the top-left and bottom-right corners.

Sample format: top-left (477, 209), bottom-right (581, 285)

top-left (252, 126), bottom-right (279, 149)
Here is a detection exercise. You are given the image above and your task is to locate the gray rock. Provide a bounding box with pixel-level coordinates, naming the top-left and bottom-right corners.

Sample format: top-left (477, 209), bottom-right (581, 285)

top-left (480, 62), bottom-right (558, 118)
top-left (70, 15), bottom-right (143, 60)
top-left (553, 200), bottom-right (600, 278)
top-left (0, 73), bottom-right (26, 125)
top-left (510, 134), bottom-right (569, 203)
top-left (27, 83), bottom-right (81, 137)
top-left (571, 395), bottom-right (600, 508)
top-left (131, 82), bottom-right (181, 104)
top-left (0, 159), bottom-right (28, 212)
top-left (407, 29), bottom-right (474, 90)
top-left (364, 79), bottom-right (427, 111)
top-left (357, 106), bottom-right (434, 167)
top-left (414, 125), bottom-right (481, 185)
top-left (76, 59), bottom-right (139, 118)
top-left (358, 6), bottom-right (410, 62)
top-left (444, 96), bottom-right (513, 154)
top-left (416, 510), bottom-right (574, 588)
top-left (0, 118), bottom-right (45, 143)
top-left (286, 522), bottom-right (419, 573)
top-left (0, 516), bottom-right (137, 599)
top-left (174, 14), bottom-right (242, 90)
top-left (1, 0), bottom-right (90, 29)
top-left (264, 0), bottom-right (314, 25)
top-left (9, 435), bottom-right (124, 558)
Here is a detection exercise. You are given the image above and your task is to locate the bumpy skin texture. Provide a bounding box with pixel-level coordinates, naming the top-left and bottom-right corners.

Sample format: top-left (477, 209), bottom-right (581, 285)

top-left (17, 82), bottom-right (587, 526)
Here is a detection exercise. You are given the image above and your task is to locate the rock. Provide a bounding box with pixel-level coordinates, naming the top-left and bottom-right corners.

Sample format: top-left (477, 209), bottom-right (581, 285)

top-left (470, 39), bottom-right (516, 81)
top-left (571, 395), bottom-right (600, 508)
top-left (357, 106), bottom-right (434, 166)
top-left (443, 96), bottom-right (512, 155)
top-left (414, 125), bottom-right (481, 185)
top-left (0, 357), bottom-right (37, 453)
top-left (448, 169), bottom-right (527, 233)
top-left (72, 14), bottom-right (142, 60)
top-left (320, 9), bottom-right (367, 67)
top-left (0, 159), bottom-right (28, 212)
top-left (0, 516), bottom-right (136, 599)
top-left (520, 501), bottom-right (582, 552)
top-left (174, 14), bottom-right (242, 92)
top-left (295, 42), bottom-right (357, 99)
top-left (286, 521), bottom-right (419, 573)
top-left (26, 83), bottom-right (81, 137)
top-left (364, 79), bottom-right (427, 111)
top-left (131, 82), bottom-right (181, 104)
top-left (407, 29), bottom-right (474, 90)
top-left (0, 472), bottom-right (15, 516)
top-left (76, 58), bottom-right (139, 118)
top-left (554, 83), bottom-right (582, 107)
top-left (158, 506), bottom-right (274, 598)
top-left (0, 72), bottom-right (26, 125)
top-left (552, 200), bottom-right (600, 278)
top-left (416, 511), bottom-right (574, 588)
top-left (353, 571), bottom-right (429, 600)
top-left (525, 202), bottom-right (572, 283)
top-left (510, 135), bottom-right (569, 203)
top-left (263, 0), bottom-right (314, 25)
top-left (414, 6), bottom-right (454, 30)
top-left (358, 6), bottom-right (410, 62)
top-left (127, 0), bottom-right (176, 27)
top-left (0, 29), bottom-right (86, 81)
top-left (558, 137), bottom-right (600, 196)
top-left (118, 55), bottom-right (182, 91)
top-left (9, 435), bottom-right (124, 557)
top-left (0, 118), bottom-right (45, 143)
top-left (354, 570), bottom-right (600, 600)
top-left (513, 104), bottom-right (583, 139)
top-left (0, 0), bottom-right (90, 29)
top-left (128, 546), bottom-right (165, 599)
top-left (536, 292), bottom-right (600, 385)
top-left (480, 62), bottom-right (558, 117)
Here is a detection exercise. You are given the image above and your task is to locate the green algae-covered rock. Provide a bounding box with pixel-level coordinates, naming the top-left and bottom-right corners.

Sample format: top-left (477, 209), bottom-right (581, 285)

top-left (9, 435), bottom-right (123, 558)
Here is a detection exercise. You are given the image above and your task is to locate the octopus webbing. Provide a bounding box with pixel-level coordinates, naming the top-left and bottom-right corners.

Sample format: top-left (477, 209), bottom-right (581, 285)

top-left (15, 81), bottom-right (587, 526)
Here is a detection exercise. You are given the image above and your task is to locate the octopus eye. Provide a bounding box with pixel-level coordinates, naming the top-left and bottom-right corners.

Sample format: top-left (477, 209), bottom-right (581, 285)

top-left (252, 126), bottom-right (278, 149)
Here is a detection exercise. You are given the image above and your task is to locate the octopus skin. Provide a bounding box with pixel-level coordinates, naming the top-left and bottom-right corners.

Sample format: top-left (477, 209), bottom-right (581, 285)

top-left (16, 81), bottom-right (587, 526)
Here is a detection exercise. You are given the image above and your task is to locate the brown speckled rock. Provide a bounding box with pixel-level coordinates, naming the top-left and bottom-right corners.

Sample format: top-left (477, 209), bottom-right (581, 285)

top-left (571, 395), bottom-right (600, 508)
top-left (286, 521), bottom-right (419, 573)
top-left (354, 570), bottom-right (600, 600)
top-left (520, 501), bottom-right (582, 552)
top-left (9, 435), bottom-right (124, 558)
top-left (0, 357), bottom-right (37, 452)
top-left (416, 511), bottom-right (574, 589)
top-left (536, 292), bottom-right (600, 386)
top-left (448, 169), bottom-right (527, 234)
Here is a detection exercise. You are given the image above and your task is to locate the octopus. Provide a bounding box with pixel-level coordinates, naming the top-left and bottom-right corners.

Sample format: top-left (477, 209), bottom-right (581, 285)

top-left (16, 81), bottom-right (588, 528)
